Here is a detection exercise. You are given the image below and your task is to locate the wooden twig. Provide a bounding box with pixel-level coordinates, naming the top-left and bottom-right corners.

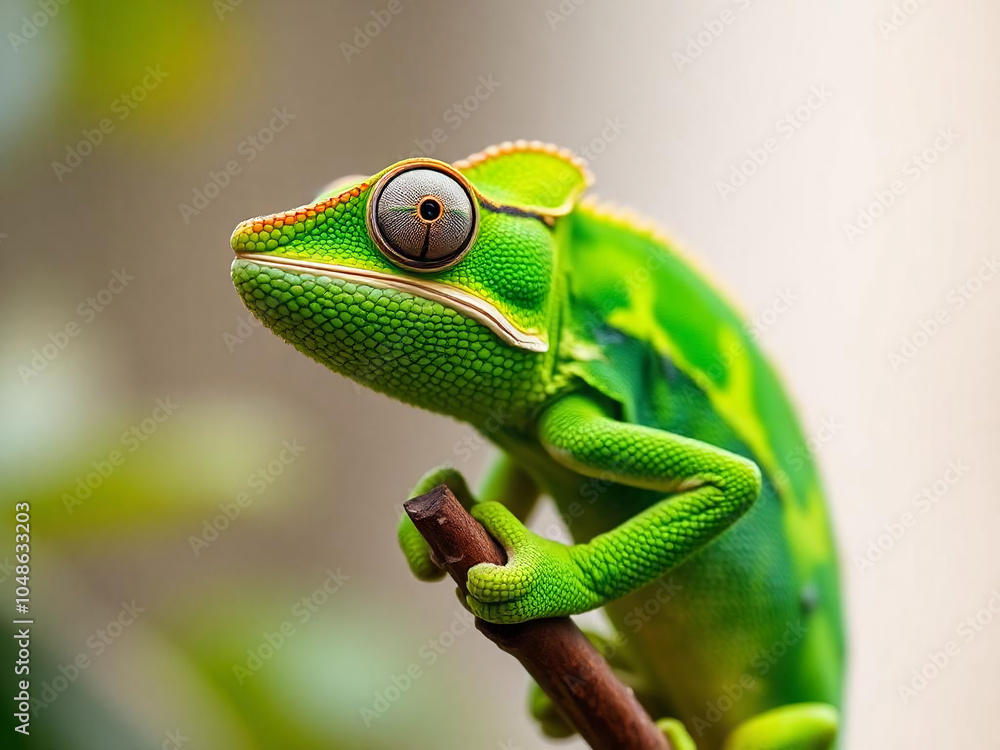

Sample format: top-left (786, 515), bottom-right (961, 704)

top-left (405, 485), bottom-right (670, 750)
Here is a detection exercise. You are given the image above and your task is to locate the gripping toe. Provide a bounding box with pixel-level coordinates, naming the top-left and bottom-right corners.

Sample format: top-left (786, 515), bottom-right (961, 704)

top-left (398, 515), bottom-right (446, 581)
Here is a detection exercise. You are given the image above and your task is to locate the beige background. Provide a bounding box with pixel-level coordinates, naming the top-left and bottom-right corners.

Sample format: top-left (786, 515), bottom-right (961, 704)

top-left (3, 1), bottom-right (999, 748)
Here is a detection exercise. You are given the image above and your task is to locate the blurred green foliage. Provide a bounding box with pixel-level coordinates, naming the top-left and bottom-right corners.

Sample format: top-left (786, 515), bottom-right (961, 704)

top-left (1, 3), bottom-right (503, 747)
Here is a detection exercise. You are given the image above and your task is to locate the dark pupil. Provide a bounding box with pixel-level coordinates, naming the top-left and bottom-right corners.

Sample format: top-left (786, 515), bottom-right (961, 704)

top-left (418, 198), bottom-right (442, 222)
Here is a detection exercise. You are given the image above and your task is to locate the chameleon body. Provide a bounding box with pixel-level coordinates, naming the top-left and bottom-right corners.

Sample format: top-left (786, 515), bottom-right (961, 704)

top-left (230, 142), bottom-right (844, 749)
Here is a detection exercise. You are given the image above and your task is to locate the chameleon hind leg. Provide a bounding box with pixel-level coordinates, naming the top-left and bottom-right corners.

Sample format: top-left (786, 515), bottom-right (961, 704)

top-left (722, 703), bottom-right (838, 750)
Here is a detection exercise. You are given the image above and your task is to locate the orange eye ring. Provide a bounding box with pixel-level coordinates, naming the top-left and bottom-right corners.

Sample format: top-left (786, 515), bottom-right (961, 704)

top-left (416, 195), bottom-right (444, 223)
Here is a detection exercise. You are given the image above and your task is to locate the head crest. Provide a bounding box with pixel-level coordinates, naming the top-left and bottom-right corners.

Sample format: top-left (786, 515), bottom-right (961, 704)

top-left (454, 140), bottom-right (592, 216)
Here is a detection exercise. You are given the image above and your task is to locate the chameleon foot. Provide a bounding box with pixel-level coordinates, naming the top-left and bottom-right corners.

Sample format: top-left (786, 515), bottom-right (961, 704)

top-left (465, 502), bottom-right (600, 624)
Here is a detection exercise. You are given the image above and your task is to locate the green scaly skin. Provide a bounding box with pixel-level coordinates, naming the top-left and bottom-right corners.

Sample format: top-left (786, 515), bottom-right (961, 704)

top-left (230, 141), bottom-right (844, 749)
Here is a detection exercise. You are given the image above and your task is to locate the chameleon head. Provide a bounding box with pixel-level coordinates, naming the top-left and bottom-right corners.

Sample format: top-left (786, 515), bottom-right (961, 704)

top-left (230, 141), bottom-right (592, 425)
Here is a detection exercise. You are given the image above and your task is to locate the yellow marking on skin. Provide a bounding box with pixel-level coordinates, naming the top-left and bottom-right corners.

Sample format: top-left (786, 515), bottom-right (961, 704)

top-left (604, 227), bottom-right (834, 581)
top-left (709, 327), bottom-right (780, 481)
top-left (578, 197), bottom-right (753, 323)
top-left (785, 486), bottom-right (833, 569)
top-left (609, 288), bottom-right (778, 490)
top-left (560, 334), bottom-right (605, 363)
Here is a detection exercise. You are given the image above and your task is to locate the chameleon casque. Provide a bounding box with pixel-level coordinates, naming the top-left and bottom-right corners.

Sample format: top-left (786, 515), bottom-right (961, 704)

top-left (230, 141), bottom-right (844, 749)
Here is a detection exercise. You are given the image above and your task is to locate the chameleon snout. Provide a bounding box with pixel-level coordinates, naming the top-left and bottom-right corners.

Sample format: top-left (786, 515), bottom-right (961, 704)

top-left (231, 184), bottom-right (367, 256)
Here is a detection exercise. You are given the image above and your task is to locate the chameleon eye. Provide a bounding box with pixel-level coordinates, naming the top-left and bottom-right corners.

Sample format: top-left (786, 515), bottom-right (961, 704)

top-left (367, 163), bottom-right (479, 272)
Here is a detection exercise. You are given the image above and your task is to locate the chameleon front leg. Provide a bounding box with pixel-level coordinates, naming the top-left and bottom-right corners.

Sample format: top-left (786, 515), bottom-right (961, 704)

top-left (397, 453), bottom-right (540, 581)
top-left (465, 393), bottom-right (761, 623)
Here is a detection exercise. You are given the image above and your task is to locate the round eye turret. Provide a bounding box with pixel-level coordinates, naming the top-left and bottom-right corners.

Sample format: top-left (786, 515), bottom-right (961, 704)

top-left (367, 163), bottom-right (479, 272)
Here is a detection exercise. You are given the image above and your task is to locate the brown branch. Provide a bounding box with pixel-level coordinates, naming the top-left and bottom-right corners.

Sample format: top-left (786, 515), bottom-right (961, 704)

top-left (404, 485), bottom-right (670, 750)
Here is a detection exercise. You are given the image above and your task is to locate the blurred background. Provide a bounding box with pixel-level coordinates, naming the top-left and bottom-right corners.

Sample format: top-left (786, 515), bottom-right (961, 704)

top-left (2, 1), bottom-right (998, 748)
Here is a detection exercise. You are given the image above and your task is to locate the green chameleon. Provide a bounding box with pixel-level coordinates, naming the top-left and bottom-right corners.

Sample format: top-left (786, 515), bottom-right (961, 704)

top-left (230, 141), bottom-right (844, 749)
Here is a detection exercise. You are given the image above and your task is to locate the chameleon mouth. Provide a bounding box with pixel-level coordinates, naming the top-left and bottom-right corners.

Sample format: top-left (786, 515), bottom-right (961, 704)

top-left (232, 253), bottom-right (548, 354)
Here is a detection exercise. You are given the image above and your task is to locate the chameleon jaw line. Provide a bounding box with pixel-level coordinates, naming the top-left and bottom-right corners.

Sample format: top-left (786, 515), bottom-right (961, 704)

top-left (234, 252), bottom-right (549, 354)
